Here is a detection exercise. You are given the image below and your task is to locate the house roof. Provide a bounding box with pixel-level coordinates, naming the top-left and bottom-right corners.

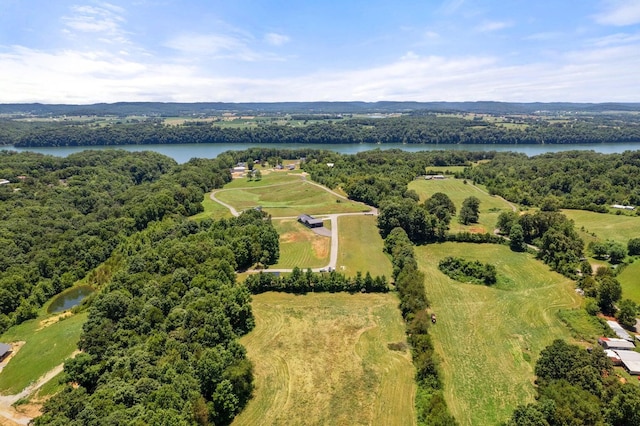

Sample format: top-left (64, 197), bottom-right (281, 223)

top-left (599, 337), bottom-right (636, 350)
top-left (606, 320), bottom-right (633, 341)
top-left (0, 343), bottom-right (11, 357)
top-left (615, 350), bottom-right (640, 374)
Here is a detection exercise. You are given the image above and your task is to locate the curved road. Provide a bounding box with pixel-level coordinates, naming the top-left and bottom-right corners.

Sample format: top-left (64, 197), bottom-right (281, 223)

top-left (209, 175), bottom-right (377, 272)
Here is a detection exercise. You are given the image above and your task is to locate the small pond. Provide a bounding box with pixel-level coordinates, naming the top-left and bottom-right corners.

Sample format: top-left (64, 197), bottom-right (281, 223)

top-left (47, 285), bottom-right (95, 314)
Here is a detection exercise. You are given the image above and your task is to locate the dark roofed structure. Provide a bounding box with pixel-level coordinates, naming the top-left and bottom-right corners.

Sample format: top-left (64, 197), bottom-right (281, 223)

top-left (0, 343), bottom-right (11, 361)
top-left (298, 214), bottom-right (323, 228)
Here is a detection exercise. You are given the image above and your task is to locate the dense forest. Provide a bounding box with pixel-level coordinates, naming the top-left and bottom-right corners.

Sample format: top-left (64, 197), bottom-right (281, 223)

top-left (36, 214), bottom-right (278, 425)
top-left (465, 150), bottom-right (640, 210)
top-left (0, 150), bottom-right (232, 334)
top-left (2, 113), bottom-right (639, 147)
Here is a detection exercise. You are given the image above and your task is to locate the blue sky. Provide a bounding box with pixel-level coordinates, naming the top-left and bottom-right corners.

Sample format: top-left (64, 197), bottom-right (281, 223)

top-left (0, 0), bottom-right (639, 103)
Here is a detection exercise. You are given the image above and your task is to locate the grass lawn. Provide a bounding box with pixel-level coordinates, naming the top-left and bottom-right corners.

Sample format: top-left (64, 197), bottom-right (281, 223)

top-left (216, 180), bottom-right (367, 217)
top-left (618, 259), bottom-right (640, 304)
top-left (0, 312), bottom-right (87, 394)
top-left (415, 243), bottom-right (580, 425)
top-left (190, 192), bottom-right (234, 221)
top-left (409, 178), bottom-right (514, 234)
top-left (562, 209), bottom-right (640, 245)
top-left (271, 219), bottom-right (330, 269)
top-left (233, 292), bottom-right (415, 426)
top-left (337, 215), bottom-right (392, 278)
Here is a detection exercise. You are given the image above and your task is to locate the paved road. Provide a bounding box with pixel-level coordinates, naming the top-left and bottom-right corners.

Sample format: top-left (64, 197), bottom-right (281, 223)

top-left (209, 175), bottom-right (377, 272)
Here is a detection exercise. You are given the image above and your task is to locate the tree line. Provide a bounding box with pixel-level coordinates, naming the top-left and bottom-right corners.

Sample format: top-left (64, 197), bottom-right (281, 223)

top-left (384, 227), bottom-right (457, 425)
top-left (6, 114), bottom-right (640, 147)
top-left (244, 267), bottom-right (388, 294)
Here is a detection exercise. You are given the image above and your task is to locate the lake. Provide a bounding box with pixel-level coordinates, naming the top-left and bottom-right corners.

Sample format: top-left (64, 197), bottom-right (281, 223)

top-left (6, 142), bottom-right (640, 164)
top-left (47, 285), bottom-right (95, 314)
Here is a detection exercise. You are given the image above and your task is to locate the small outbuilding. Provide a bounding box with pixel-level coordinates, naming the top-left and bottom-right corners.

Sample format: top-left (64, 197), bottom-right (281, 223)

top-left (0, 343), bottom-right (11, 361)
top-left (615, 350), bottom-right (640, 375)
top-left (598, 337), bottom-right (636, 350)
top-left (0, 179), bottom-right (9, 185)
top-left (604, 349), bottom-right (622, 366)
top-left (606, 320), bottom-right (634, 342)
top-left (298, 214), bottom-right (323, 228)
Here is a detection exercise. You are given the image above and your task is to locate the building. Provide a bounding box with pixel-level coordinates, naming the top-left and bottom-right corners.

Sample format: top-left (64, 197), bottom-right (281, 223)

top-left (606, 320), bottom-right (634, 341)
top-left (0, 179), bottom-right (9, 185)
top-left (298, 214), bottom-right (323, 228)
top-left (604, 349), bottom-right (622, 366)
top-left (232, 166), bottom-right (246, 173)
top-left (0, 343), bottom-right (11, 361)
top-left (615, 350), bottom-right (640, 375)
top-left (612, 204), bottom-right (635, 210)
top-left (598, 337), bottom-right (636, 350)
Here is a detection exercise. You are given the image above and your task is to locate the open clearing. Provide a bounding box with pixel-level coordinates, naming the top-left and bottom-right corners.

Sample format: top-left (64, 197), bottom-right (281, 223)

top-left (216, 180), bottom-right (367, 217)
top-left (409, 178), bottom-right (513, 234)
top-left (271, 219), bottom-right (330, 269)
top-left (562, 209), bottom-right (640, 245)
top-left (233, 292), bottom-right (415, 426)
top-left (415, 243), bottom-right (580, 425)
top-left (190, 191), bottom-right (233, 221)
top-left (337, 215), bottom-right (392, 278)
top-left (0, 312), bottom-right (87, 394)
top-left (618, 260), bottom-right (640, 304)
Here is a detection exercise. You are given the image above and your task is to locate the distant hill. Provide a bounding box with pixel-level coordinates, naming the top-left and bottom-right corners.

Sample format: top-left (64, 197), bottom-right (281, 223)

top-left (2, 101), bottom-right (640, 117)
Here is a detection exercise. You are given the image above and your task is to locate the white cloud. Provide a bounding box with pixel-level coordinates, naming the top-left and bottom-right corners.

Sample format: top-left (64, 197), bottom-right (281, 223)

top-left (264, 32), bottom-right (290, 46)
top-left (595, 0), bottom-right (640, 26)
top-left (1, 37), bottom-right (639, 103)
top-left (590, 32), bottom-right (640, 46)
top-left (62, 2), bottom-right (130, 45)
top-left (476, 21), bottom-right (514, 32)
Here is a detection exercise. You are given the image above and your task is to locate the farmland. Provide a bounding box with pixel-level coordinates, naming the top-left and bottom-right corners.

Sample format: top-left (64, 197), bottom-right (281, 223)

top-left (0, 312), bottom-right (87, 394)
top-left (337, 215), bottom-right (392, 278)
top-left (232, 292), bottom-right (415, 426)
top-left (409, 178), bottom-right (514, 234)
top-left (271, 218), bottom-right (330, 269)
top-left (215, 175), bottom-right (368, 217)
top-left (415, 243), bottom-right (580, 425)
top-left (618, 260), bottom-right (640, 304)
top-left (561, 209), bottom-right (640, 245)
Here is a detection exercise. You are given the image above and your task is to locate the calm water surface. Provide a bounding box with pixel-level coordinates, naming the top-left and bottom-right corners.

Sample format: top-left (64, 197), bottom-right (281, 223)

top-left (6, 142), bottom-right (640, 164)
top-left (47, 285), bottom-right (95, 314)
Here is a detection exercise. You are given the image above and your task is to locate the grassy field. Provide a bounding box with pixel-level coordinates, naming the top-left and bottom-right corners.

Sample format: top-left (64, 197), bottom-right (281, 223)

top-left (337, 215), bottom-right (392, 278)
top-left (233, 292), bottom-right (415, 426)
top-left (190, 192), bottom-right (234, 221)
top-left (415, 243), bottom-right (580, 425)
top-left (618, 259), bottom-right (640, 304)
top-left (562, 209), bottom-right (640, 245)
top-left (271, 219), bottom-right (330, 269)
top-left (216, 179), bottom-right (368, 217)
top-left (0, 312), bottom-right (87, 394)
top-left (409, 178), bottom-right (514, 234)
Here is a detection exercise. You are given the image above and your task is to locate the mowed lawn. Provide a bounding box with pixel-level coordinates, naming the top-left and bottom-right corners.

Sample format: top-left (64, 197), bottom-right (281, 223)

top-left (233, 292), bottom-right (416, 426)
top-left (0, 312), bottom-right (87, 394)
top-left (409, 178), bottom-right (514, 234)
top-left (562, 209), bottom-right (640, 245)
top-left (215, 180), bottom-right (368, 217)
top-left (416, 243), bottom-right (580, 425)
top-left (271, 219), bottom-right (330, 269)
top-left (618, 260), bottom-right (640, 304)
top-left (190, 192), bottom-right (234, 221)
top-left (337, 215), bottom-right (392, 278)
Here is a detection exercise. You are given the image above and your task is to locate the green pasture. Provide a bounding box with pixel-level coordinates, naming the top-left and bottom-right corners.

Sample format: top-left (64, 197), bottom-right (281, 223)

top-left (190, 192), bottom-right (234, 221)
top-left (409, 178), bottom-right (515, 234)
top-left (562, 209), bottom-right (640, 246)
top-left (224, 170), bottom-right (303, 189)
top-left (415, 243), bottom-right (580, 425)
top-left (618, 260), bottom-right (640, 304)
top-left (337, 215), bottom-right (392, 278)
top-left (232, 292), bottom-right (415, 426)
top-left (271, 219), bottom-right (330, 269)
top-left (0, 312), bottom-right (87, 394)
top-left (215, 180), bottom-right (368, 217)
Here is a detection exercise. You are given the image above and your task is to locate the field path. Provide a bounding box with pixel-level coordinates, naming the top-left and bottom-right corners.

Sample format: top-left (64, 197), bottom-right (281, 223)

top-left (0, 352), bottom-right (77, 425)
top-left (210, 175), bottom-right (378, 272)
top-left (468, 182), bottom-right (517, 212)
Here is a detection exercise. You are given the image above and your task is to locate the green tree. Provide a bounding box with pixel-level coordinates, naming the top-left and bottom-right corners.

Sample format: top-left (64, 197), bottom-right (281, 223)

top-left (458, 196), bottom-right (480, 225)
top-left (424, 192), bottom-right (456, 224)
top-left (616, 299), bottom-right (638, 329)
top-left (598, 277), bottom-right (622, 315)
top-left (509, 224), bottom-right (526, 252)
top-left (628, 238), bottom-right (640, 256)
